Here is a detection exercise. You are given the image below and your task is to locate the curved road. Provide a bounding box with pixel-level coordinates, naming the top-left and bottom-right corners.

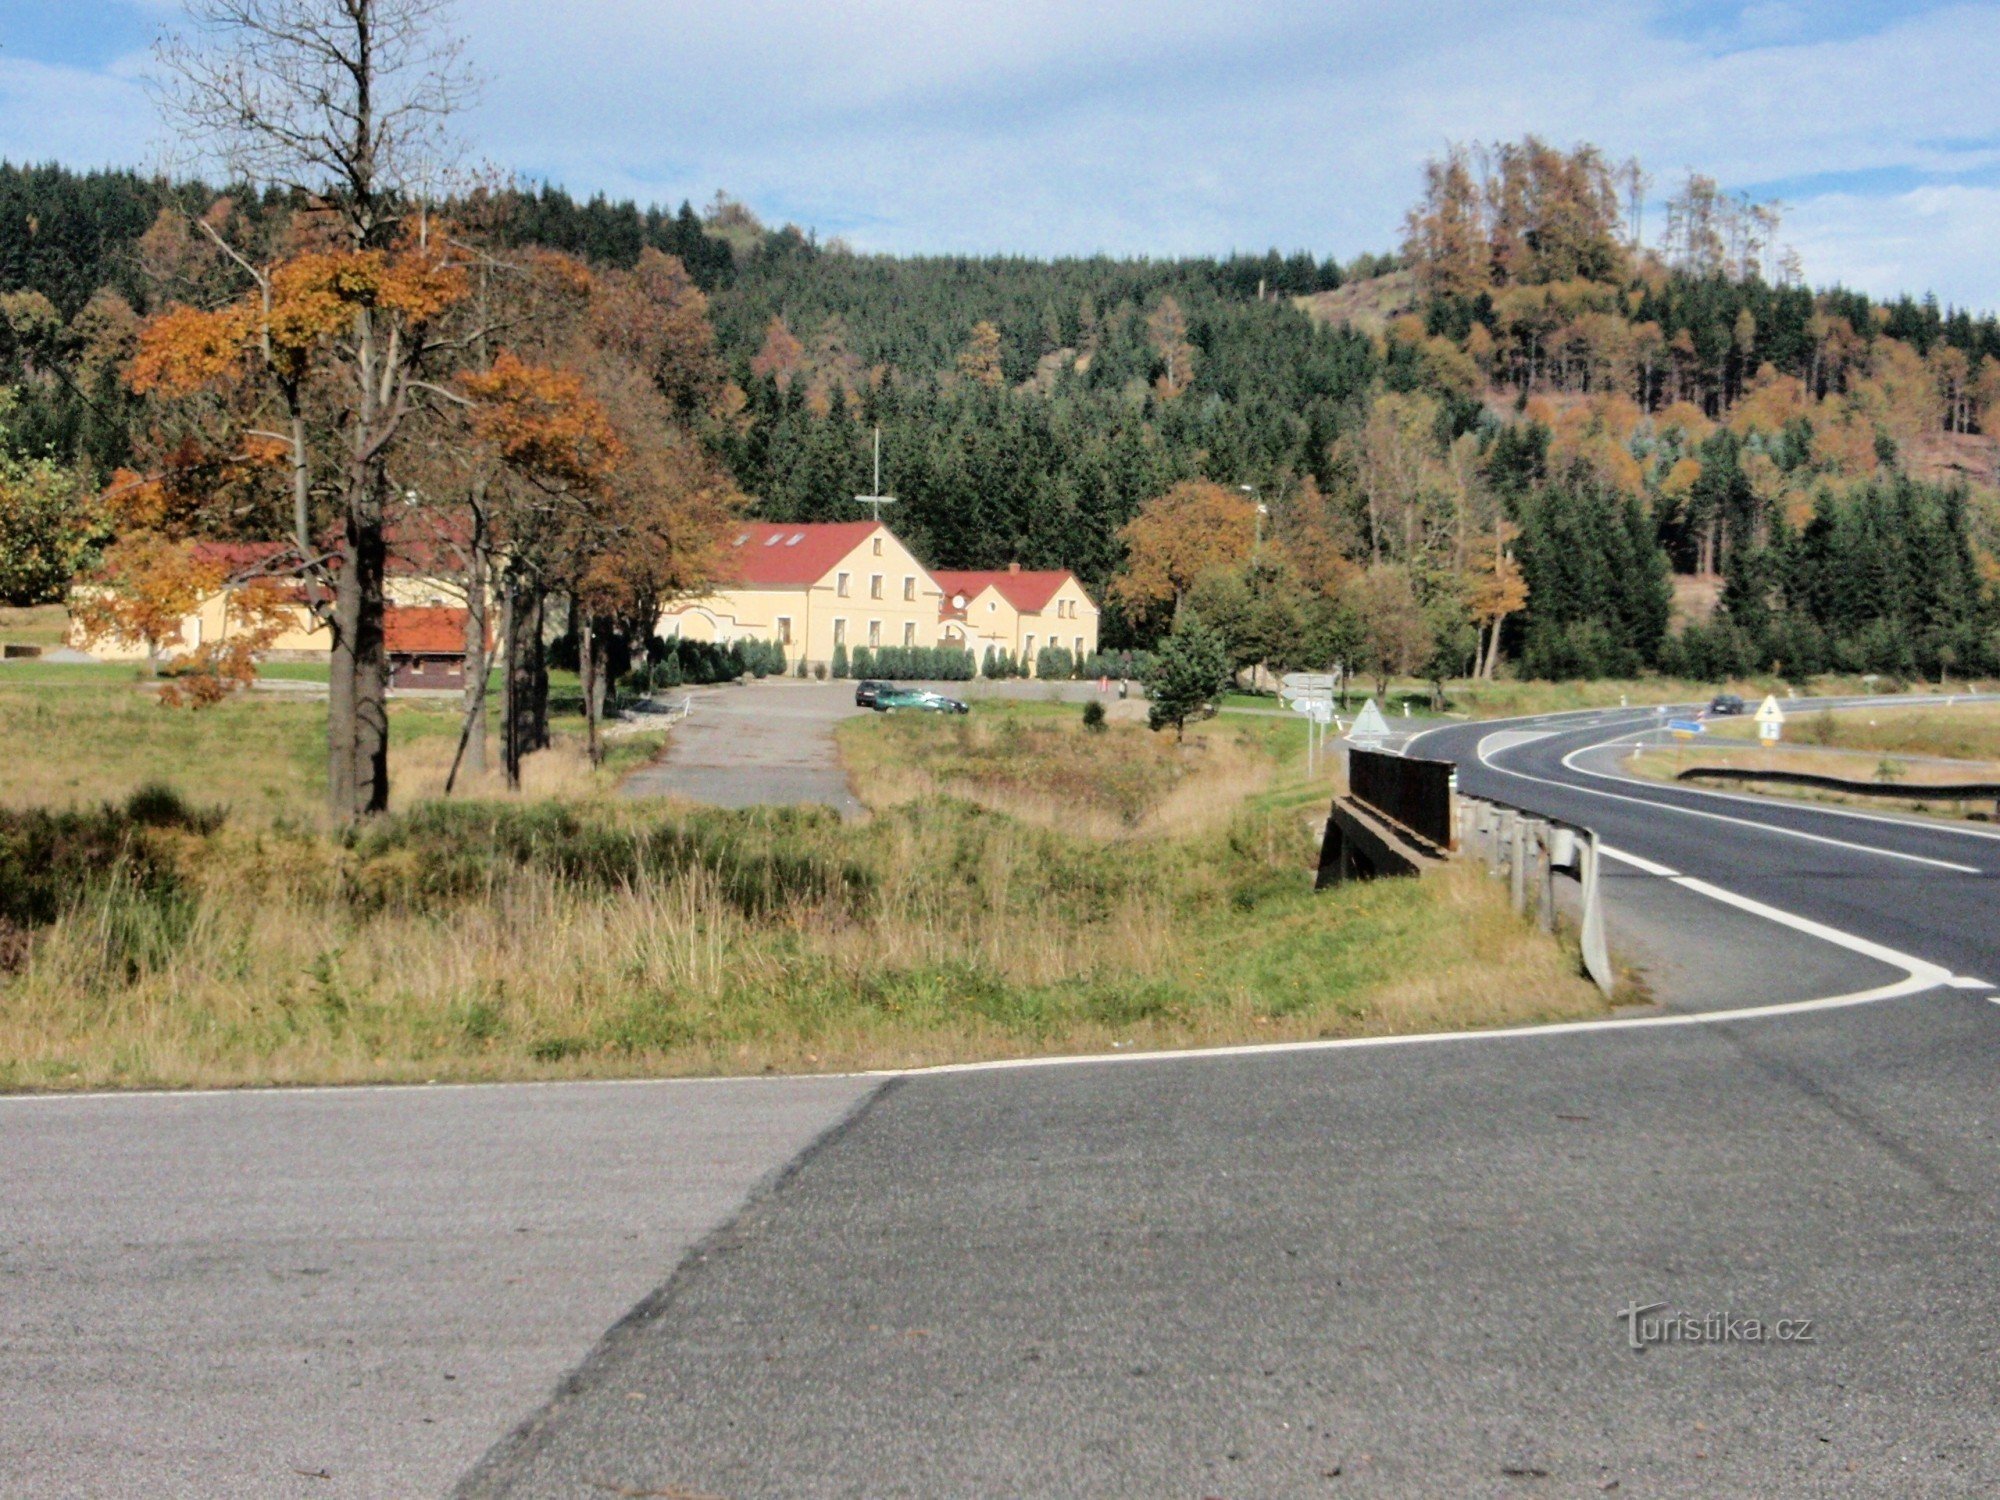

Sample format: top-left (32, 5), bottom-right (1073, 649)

top-left (1411, 701), bottom-right (2000, 1005)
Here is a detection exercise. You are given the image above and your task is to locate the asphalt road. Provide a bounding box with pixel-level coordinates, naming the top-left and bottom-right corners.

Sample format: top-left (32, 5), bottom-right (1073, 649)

top-left (1408, 702), bottom-right (2000, 1004)
top-left (0, 1076), bottom-right (873, 1498)
top-left (15, 698), bottom-right (2000, 1496)
top-left (619, 677), bottom-right (1113, 815)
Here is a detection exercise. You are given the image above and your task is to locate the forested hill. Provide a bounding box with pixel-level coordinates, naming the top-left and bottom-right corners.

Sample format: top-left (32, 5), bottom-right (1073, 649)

top-left (4, 150), bottom-right (2000, 681)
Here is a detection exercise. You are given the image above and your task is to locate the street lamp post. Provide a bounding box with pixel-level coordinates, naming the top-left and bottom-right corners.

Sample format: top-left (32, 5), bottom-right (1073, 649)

top-left (1240, 483), bottom-right (1269, 555)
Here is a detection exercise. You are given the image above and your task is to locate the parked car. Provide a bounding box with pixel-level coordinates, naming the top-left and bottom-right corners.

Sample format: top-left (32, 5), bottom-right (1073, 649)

top-left (854, 679), bottom-right (890, 708)
top-left (874, 687), bottom-right (970, 715)
top-left (1708, 693), bottom-right (1746, 716)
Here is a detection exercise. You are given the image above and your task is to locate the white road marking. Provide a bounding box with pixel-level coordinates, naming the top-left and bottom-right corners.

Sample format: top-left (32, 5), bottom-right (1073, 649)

top-left (1561, 726), bottom-right (2000, 848)
top-left (1474, 733), bottom-right (1983, 873)
top-left (1598, 845), bottom-right (1679, 878)
top-left (1946, 977), bottom-right (1994, 991)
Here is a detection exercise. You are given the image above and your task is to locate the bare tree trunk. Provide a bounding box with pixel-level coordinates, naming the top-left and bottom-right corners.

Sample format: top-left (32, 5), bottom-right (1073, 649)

top-left (460, 501), bottom-right (489, 777)
top-left (501, 575), bottom-right (543, 790)
top-left (528, 596), bottom-right (551, 753)
top-left (580, 611), bottom-right (605, 769)
top-left (348, 478), bottom-right (391, 815)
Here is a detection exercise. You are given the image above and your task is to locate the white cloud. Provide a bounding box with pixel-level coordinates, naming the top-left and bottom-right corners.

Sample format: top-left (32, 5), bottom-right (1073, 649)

top-left (0, 53), bottom-right (152, 170)
top-left (6, 1), bottom-right (2000, 307)
top-left (1788, 183), bottom-right (2000, 310)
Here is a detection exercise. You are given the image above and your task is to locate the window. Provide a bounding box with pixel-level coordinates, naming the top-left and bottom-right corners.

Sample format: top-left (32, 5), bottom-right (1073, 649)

top-left (1024, 634), bottom-right (1035, 658)
top-left (868, 620), bottom-right (881, 648)
top-left (776, 617), bottom-right (792, 645)
top-left (903, 621), bottom-right (916, 646)
top-left (836, 572), bottom-right (850, 597)
top-left (870, 574), bottom-right (883, 600)
top-left (872, 537), bottom-right (883, 556)
top-left (1074, 636), bottom-right (1084, 657)
top-left (833, 618), bottom-right (846, 646)
top-left (903, 576), bottom-right (915, 602)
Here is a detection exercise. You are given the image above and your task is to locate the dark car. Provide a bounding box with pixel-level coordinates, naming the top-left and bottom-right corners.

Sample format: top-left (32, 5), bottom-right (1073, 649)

top-left (1708, 693), bottom-right (1746, 716)
top-left (854, 679), bottom-right (890, 708)
top-left (874, 687), bottom-right (969, 715)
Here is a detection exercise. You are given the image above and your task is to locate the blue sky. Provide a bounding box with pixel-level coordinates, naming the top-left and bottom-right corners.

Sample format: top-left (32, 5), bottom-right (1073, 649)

top-left (6, 2), bottom-right (2000, 309)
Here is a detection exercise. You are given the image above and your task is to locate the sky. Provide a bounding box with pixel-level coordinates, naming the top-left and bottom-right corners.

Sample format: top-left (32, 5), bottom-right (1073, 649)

top-left (6, 1), bottom-right (2000, 309)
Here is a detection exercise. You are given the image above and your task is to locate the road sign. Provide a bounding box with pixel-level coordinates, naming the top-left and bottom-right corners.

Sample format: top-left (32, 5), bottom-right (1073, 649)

top-left (1348, 698), bottom-right (1391, 743)
top-left (1288, 696), bottom-right (1325, 716)
top-left (1308, 700), bottom-right (1334, 725)
top-left (1755, 694), bottom-right (1784, 743)
top-left (1280, 672), bottom-right (1337, 695)
top-left (1668, 719), bottom-right (1707, 740)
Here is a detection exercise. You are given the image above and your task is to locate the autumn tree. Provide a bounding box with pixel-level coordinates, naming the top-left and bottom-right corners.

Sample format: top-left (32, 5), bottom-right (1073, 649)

top-left (1109, 479), bottom-right (1258, 631)
top-left (956, 321), bottom-right (1005, 388)
top-left (148, 0), bottom-right (476, 818)
top-left (1145, 294), bottom-right (1197, 399)
top-left (1346, 564), bottom-right (1433, 700)
top-left (459, 352), bottom-right (623, 786)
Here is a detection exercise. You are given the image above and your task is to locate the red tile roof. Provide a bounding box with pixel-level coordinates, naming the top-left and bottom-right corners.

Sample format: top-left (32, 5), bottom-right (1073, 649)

top-left (934, 568), bottom-right (1076, 617)
top-left (385, 606), bottom-right (469, 655)
top-left (722, 521), bottom-right (881, 588)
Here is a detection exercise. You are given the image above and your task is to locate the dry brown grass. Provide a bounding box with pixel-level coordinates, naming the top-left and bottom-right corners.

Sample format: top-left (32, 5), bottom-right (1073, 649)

top-left (0, 691), bottom-right (1606, 1092)
top-left (839, 709), bottom-right (1275, 839)
top-left (1706, 700), bottom-right (2000, 763)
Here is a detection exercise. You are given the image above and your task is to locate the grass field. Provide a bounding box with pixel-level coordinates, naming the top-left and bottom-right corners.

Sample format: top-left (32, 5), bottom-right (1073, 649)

top-left (0, 676), bottom-right (661, 821)
top-left (0, 603), bottom-right (71, 649)
top-left (0, 686), bottom-right (1607, 1091)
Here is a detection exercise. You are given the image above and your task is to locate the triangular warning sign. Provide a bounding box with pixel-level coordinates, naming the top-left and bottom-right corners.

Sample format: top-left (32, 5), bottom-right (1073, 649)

top-left (1349, 698), bottom-right (1391, 741)
top-left (1755, 694), bottom-right (1785, 724)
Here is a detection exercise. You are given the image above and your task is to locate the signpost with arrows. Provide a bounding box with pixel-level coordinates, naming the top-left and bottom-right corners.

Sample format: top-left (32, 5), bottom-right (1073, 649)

top-left (1279, 672), bottom-right (1340, 775)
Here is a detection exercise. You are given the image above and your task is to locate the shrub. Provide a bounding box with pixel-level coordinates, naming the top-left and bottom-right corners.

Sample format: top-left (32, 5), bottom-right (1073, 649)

top-left (1081, 700), bottom-right (1107, 733)
top-left (831, 642), bottom-right (849, 679)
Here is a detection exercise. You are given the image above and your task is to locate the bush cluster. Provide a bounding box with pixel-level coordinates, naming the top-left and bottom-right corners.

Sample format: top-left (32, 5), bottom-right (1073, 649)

top-left (980, 646), bottom-right (1024, 679)
top-left (346, 800), bottom-right (874, 919)
top-left (0, 784), bottom-right (219, 968)
top-left (626, 637), bottom-right (788, 692)
top-left (851, 645), bottom-right (977, 681)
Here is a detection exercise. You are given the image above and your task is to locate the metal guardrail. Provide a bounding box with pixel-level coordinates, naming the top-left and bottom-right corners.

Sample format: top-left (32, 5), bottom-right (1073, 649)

top-left (1349, 747), bottom-right (1455, 849)
top-left (1677, 766), bottom-right (2000, 812)
top-left (1455, 794), bottom-right (1616, 998)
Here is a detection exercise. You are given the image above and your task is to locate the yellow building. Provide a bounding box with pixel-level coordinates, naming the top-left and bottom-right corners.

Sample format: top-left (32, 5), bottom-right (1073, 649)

top-left (657, 521), bottom-right (949, 669)
top-left (73, 540), bottom-right (468, 665)
top-left (935, 566), bottom-right (1099, 671)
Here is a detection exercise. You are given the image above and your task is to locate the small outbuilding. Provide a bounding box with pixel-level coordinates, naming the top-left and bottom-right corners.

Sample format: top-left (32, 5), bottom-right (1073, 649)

top-left (386, 606), bottom-right (472, 690)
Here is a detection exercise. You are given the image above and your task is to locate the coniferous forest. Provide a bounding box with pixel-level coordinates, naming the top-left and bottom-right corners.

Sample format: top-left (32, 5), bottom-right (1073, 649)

top-left (3, 143), bottom-right (1997, 682)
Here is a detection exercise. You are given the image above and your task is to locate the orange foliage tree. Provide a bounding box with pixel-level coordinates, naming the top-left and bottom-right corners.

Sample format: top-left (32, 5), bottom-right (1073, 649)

top-left (1110, 480), bottom-right (1258, 630)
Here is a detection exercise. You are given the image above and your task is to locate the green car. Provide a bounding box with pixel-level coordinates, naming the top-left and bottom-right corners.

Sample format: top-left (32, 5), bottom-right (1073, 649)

top-left (873, 687), bottom-right (970, 715)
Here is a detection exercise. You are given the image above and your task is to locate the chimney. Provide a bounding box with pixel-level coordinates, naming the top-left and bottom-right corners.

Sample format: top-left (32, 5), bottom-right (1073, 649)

top-left (1008, 561), bottom-right (1020, 573)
